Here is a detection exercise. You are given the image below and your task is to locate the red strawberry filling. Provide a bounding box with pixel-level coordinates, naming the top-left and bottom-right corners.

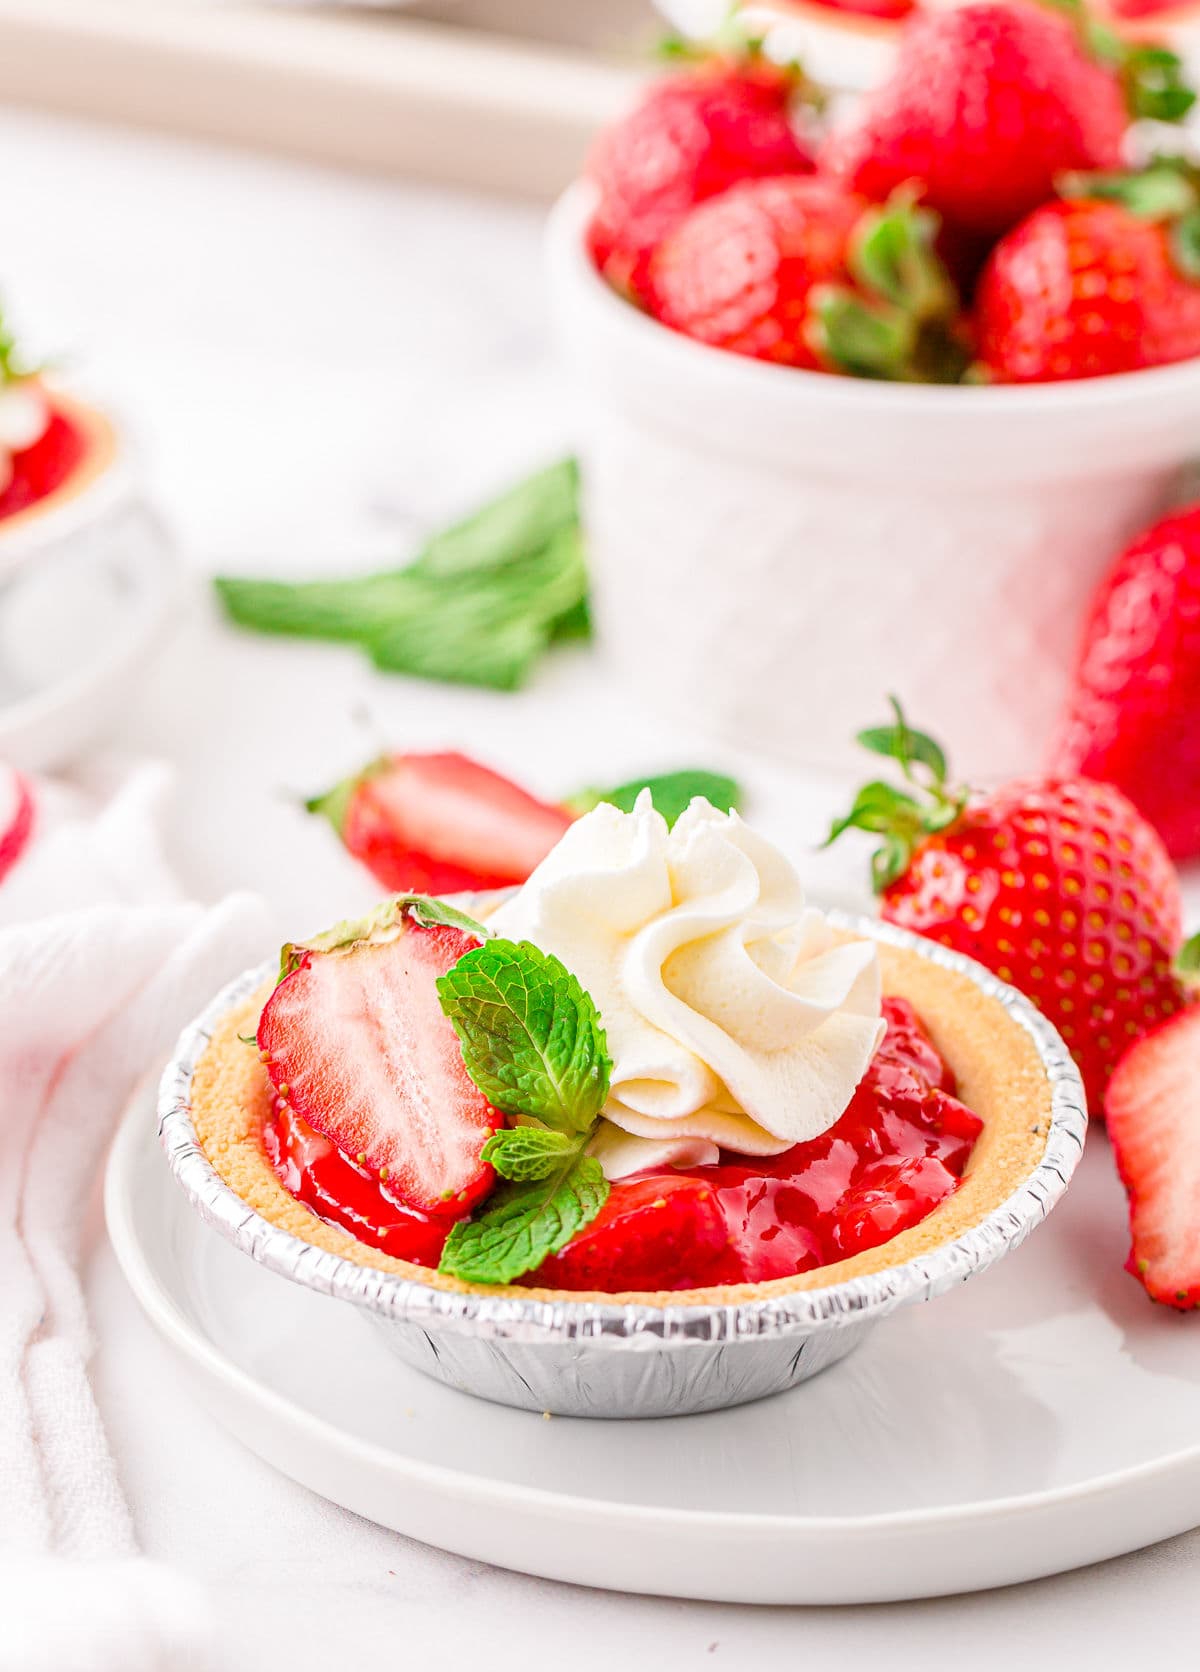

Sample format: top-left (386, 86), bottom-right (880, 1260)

top-left (262, 995), bottom-right (982, 1289)
top-left (0, 406), bottom-right (87, 523)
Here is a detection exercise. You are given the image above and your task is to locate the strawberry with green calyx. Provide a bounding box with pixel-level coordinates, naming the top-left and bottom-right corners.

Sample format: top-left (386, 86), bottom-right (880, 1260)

top-left (306, 752), bottom-right (575, 897)
top-left (649, 176), bottom-right (970, 381)
top-left (975, 158), bottom-right (1200, 382)
top-left (827, 698), bottom-right (1188, 1108)
top-left (585, 26), bottom-right (817, 308)
top-left (821, 0), bottom-right (1191, 242)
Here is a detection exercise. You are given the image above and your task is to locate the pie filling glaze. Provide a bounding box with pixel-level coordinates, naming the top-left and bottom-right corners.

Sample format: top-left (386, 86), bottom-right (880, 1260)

top-left (189, 939), bottom-right (1053, 1304)
top-left (263, 996), bottom-right (980, 1291)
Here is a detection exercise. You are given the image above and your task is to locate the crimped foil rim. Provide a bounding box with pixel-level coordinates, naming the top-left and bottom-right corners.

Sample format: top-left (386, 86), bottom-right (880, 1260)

top-left (157, 912), bottom-right (1087, 1350)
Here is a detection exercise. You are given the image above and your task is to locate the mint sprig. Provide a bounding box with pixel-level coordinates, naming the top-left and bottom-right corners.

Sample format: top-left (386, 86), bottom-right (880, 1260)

top-left (436, 938), bottom-right (613, 1284)
top-left (481, 1126), bottom-right (583, 1181)
top-left (439, 1154), bottom-right (608, 1286)
top-left (565, 768), bottom-right (741, 828)
top-left (213, 458), bottom-right (588, 693)
top-left (436, 939), bottom-right (611, 1134)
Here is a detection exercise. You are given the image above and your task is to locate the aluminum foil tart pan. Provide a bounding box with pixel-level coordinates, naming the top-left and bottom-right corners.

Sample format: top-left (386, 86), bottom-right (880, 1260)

top-left (158, 913), bottom-right (1087, 1419)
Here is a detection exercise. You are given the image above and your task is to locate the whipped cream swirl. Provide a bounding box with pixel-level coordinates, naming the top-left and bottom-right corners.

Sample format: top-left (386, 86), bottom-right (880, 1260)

top-left (0, 380), bottom-right (49, 497)
top-left (488, 795), bottom-right (885, 1180)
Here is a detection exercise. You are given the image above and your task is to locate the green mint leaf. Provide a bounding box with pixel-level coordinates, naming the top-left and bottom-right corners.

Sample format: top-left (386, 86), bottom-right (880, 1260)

top-left (417, 457), bottom-right (578, 578)
top-left (565, 768), bottom-right (741, 827)
top-left (437, 939), bottom-right (611, 1134)
top-left (213, 461), bottom-right (588, 693)
top-left (438, 1152), bottom-right (608, 1285)
top-left (481, 1126), bottom-right (583, 1181)
top-left (278, 894), bottom-right (488, 984)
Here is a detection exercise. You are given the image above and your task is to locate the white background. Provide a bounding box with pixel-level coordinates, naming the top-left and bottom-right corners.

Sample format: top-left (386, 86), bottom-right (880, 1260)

top-left (4, 105), bottom-right (1199, 1668)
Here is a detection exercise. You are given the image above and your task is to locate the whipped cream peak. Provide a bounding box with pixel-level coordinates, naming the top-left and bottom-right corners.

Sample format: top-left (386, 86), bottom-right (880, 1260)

top-left (488, 794), bottom-right (885, 1178)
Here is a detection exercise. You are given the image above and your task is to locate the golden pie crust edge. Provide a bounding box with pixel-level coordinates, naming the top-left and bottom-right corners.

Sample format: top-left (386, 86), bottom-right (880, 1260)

top-left (188, 939), bottom-right (1052, 1308)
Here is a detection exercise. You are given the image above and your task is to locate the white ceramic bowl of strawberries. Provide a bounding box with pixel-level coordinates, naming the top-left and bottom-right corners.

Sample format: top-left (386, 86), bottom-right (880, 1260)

top-left (549, 0), bottom-right (1200, 780)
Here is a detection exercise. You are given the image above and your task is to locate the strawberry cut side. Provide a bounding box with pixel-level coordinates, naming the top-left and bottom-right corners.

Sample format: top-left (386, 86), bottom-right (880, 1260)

top-left (1106, 1005), bottom-right (1200, 1310)
top-left (258, 919), bottom-right (501, 1218)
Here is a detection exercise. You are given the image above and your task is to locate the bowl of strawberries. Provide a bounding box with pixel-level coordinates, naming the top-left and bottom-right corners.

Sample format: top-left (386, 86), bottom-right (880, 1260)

top-left (548, 0), bottom-right (1200, 778)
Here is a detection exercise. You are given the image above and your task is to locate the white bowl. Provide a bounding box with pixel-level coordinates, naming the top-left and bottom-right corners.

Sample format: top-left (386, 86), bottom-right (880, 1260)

top-left (0, 393), bottom-right (181, 771)
top-left (547, 182), bottom-right (1200, 780)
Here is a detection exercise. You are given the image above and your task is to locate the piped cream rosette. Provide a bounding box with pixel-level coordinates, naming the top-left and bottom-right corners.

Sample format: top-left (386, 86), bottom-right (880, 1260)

top-left (488, 794), bottom-right (885, 1179)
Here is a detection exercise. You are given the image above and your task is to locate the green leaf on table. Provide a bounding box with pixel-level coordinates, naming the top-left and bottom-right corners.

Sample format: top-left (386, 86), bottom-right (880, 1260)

top-left (438, 1153), bottom-right (608, 1285)
top-left (212, 457), bottom-right (587, 693)
top-left (437, 939), bottom-right (611, 1135)
top-left (565, 769), bottom-right (741, 828)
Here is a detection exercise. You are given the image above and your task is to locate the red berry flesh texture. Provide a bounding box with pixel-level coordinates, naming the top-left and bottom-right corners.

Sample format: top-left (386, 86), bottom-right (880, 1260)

top-left (821, 1), bottom-right (1127, 239)
top-left (1052, 505), bottom-right (1200, 857)
top-left (975, 200), bottom-right (1200, 382)
top-left (1106, 1004), bottom-right (1200, 1309)
top-left (258, 921), bottom-right (502, 1218)
top-left (586, 63), bottom-right (813, 305)
top-left (648, 174), bottom-right (866, 367)
top-left (878, 779), bottom-right (1185, 1110)
top-left (343, 751), bottom-right (573, 895)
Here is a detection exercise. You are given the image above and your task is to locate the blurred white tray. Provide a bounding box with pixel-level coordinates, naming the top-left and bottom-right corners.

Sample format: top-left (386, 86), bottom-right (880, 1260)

top-left (0, 0), bottom-right (637, 196)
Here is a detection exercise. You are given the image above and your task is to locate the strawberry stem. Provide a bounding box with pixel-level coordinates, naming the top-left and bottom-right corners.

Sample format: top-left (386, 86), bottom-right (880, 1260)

top-left (814, 199), bottom-right (969, 384)
top-left (823, 697), bottom-right (967, 893)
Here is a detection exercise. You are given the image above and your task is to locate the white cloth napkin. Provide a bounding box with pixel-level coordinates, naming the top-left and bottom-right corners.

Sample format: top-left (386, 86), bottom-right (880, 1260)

top-left (0, 762), bottom-right (267, 1670)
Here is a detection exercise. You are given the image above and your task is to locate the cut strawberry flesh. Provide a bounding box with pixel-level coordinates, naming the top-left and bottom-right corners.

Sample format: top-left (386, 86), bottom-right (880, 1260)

top-left (0, 407), bottom-right (87, 522)
top-left (345, 752), bottom-right (573, 895)
top-left (265, 1103), bottom-right (450, 1265)
top-left (263, 994), bottom-right (980, 1289)
top-left (1106, 1005), bottom-right (1200, 1310)
top-left (258, 920), bottom-right (501, 1218)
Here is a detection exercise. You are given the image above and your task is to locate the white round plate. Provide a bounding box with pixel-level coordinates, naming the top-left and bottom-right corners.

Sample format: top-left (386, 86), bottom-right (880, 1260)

top-left (106, 1090), bottom-right (1200, 1605)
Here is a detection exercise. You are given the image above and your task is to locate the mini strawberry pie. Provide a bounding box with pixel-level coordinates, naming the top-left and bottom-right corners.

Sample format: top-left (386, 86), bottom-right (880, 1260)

top-left (186, 796), bottom-right (1063, 1300)
top-left (0, 316), bottom-right (114, 535)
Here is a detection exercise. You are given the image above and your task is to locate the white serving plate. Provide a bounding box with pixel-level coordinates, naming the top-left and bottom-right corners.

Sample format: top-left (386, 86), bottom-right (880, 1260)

top-left (106, 1087), bottom-right (1200, 1604)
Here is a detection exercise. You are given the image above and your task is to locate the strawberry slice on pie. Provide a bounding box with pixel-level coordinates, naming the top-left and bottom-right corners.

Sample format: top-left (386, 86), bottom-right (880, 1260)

top-left (258, 905), bottom-right (502, 1218)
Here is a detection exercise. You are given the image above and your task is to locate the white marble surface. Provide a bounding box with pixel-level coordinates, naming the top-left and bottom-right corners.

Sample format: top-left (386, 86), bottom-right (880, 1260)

top-left (3, 105), bottom-right (1199, 1668)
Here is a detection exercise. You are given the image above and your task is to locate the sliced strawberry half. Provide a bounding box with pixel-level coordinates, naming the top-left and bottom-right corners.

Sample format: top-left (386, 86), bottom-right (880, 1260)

top-left (257, 907), bottom-right (501, 1218)
top-left (1106, 1005), bottom-right (1200, 1310)
top-left (308, 751), bottom-right (573, 895)
top-left (529, 1174), bottom-right (733, 1292)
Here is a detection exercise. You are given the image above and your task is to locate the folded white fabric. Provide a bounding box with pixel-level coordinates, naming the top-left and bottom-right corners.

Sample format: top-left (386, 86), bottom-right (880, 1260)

top-left (0, 762), bottom-right (267, 1671)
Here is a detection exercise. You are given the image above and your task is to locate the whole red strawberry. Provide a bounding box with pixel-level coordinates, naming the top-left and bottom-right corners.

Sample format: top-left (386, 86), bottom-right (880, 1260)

top-left (828, 700), bottom-right (1186, 1108)
top-left (975, 190), bottom-right (1200, 381)
top-left (648, 175), bottom-right (970, 379)
top-left (821, 1), bottom-right (1192, 239)
top-left (1052, 504), bottom-right (1200, 859)
top-left (586, 54), bottom-right (813, 304)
